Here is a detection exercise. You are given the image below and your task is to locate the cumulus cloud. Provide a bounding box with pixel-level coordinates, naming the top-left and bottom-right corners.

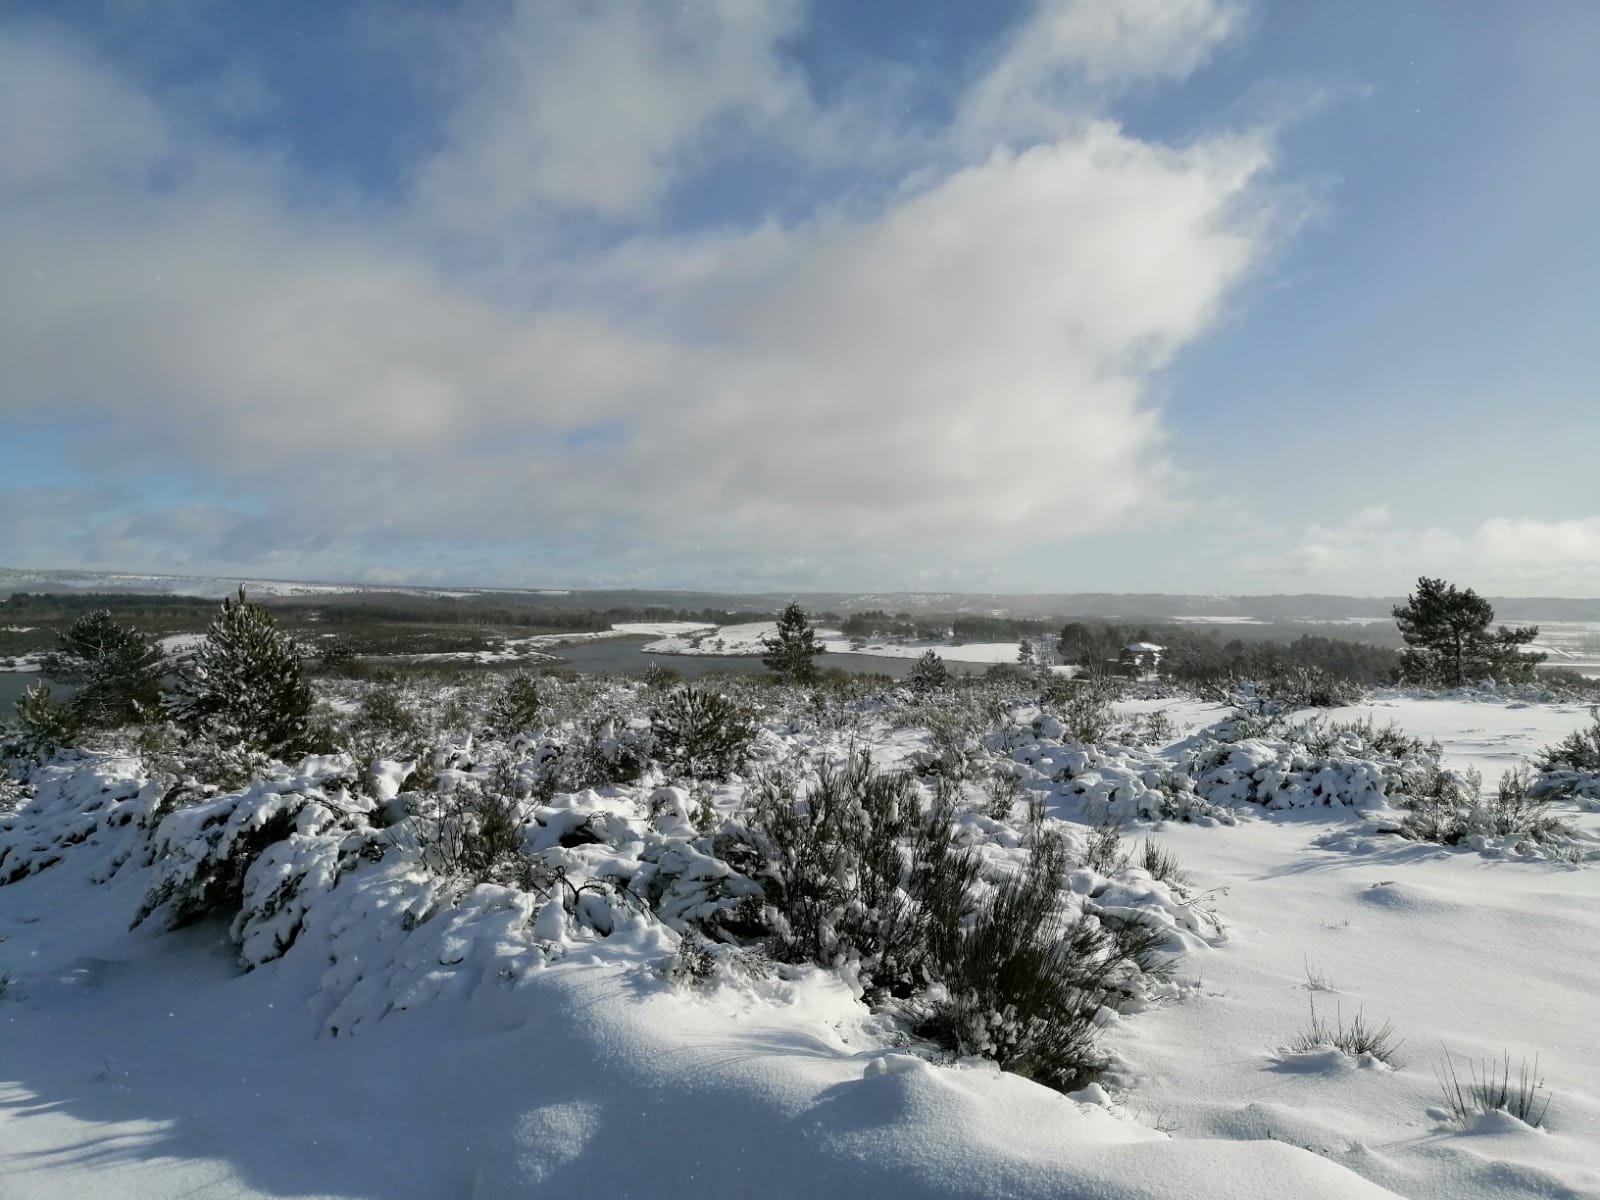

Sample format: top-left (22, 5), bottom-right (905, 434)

top-left (1, 3), bottom-right (1275, 585)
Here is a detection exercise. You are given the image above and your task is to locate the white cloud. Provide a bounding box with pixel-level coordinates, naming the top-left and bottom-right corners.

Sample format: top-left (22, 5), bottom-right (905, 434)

top-left (1274, 510), bottom-right (1600, 594)
top-left (412, 0), bottom-right (813, 224)
top-left (0, 6), bottom-right (1276, 585)
top-left (961, 0), bottom-right (1247, 143)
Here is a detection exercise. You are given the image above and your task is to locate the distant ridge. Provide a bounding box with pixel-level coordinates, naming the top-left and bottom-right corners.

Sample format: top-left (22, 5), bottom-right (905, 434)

top-left (5, 566), bottom-right (1599, 622)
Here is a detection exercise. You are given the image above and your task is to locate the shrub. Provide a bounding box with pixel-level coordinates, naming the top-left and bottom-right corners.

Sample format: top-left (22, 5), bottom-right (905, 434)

top-left (1538, 707), bottom-right (1600, 772)
top-left (487, 674), bottom-right (543, 735)
top-left (762, 602), bottom-right (826, 684)
top-left (1396, 763), bottom-right (1572, 851)
top-left (164, 588), bottom-right (313, 758)
top-left (10, 681), bottom-right (80, 760)
top-left (1288, 996), bottom-right (1403, 1065)
top-left (651, 685), bottom-right (759, 782)
top-left (1437, 1050), bottom-right (1551, 1129)
top-left (749, 756), bottom-right (1180, 1091)
top-left (40, 609), bottom-right (163, 727)
top-left (908, 649), bottom-right (950, 694)
top-left (1046, 678), bottom-right (1118, 744)
top-left (917, 829), bottom-right (1172, 1092)
top-left (749, 757), bottom-right (977, 999)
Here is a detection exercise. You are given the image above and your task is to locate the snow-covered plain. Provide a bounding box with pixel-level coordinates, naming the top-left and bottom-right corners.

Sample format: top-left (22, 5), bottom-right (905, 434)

top-left (2, 688), bottom-right (1597, 1199)
top-left (642, 620), bottom-right (1027, 664)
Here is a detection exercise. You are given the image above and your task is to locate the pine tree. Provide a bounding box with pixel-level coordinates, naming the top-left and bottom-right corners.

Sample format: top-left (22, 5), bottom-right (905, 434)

top-left (1016, 638), bottom-right (1037, 668)
top-left (40, 609), bottom-right (163, 727)
top-left (908, 649), bottom-right (950, 694)
top-left (762, 602), bottom-right (826, 684)
top-left (164, 587), bottom-right (313, 757)
top-left (1393, 576), bottom-right (1544, 687)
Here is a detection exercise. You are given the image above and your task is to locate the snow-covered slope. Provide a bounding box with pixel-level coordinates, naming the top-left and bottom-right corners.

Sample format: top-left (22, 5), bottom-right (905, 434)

top-left (2, 689), bottom-right (1596, 1199)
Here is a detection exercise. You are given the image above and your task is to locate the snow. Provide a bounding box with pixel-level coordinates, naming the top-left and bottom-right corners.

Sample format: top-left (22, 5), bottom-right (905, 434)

top-left (3, 691), bottom-right (1598, 1198)
top-left (641, 621), bottom-right (1030, 665)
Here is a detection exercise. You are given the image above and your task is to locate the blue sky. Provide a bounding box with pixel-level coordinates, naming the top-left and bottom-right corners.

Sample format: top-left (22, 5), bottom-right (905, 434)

top-left (3, 1), bottom-right (1597, 595)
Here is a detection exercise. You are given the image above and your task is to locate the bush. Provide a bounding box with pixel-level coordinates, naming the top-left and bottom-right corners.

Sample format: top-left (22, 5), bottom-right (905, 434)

top-left (40, 609), bottom-right (163, 727)
top-left (748, 756), bottom-right (1180, 1091)
top-left (9, 681), bottom-right (80, 761)
top-left (907, 650), bottom-right (950, 694)
top-left (164, 588), bottom-right (313, 758)
top-left (1395, 763), bottom-right (1572, 851)
top-left (651, 685), bottom-right (759, 782)
top-left (1045, 677), bottom-right (1118, 744)
top-left (917, 829), bottom-right (1171, 1092)
top-left (1538, 707), bottom-right (1600, 772)
top-left (1437, 1050), bottom-right (1551, 1129)
top-left (1287, 996), bottom-right (1403, 1065)
top-left (749, 757), bottom-right (977, 999)
top-left (487, 674), bottom-right (543, 735)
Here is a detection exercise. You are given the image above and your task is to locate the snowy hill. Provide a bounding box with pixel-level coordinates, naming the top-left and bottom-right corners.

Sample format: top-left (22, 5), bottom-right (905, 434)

top-left (2, 678), bottom-right (1598, 1198)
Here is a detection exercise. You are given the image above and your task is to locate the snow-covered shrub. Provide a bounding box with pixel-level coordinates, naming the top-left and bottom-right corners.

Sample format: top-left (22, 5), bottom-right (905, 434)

top-left (132, 766), bottom-right (377, 943)
top-left (915, 829), bottom-right (1172, 1093)
top-left (1040, 676), bottom-right (1119, 744)
top-left (1538, 706), bottom-right (1600, 772)
top-left (650, 684), bottom-right (757, 782)
top-left (164, 588), bottom-right (314, 758)
top-left (407, 758), bottom-right (539, 888)
top-left (748, 756), bottom-right (976, 998)
top-left (486, 673), bottom-right (543, 736)
top-left (1393, 763), bottom-right (1573, 852)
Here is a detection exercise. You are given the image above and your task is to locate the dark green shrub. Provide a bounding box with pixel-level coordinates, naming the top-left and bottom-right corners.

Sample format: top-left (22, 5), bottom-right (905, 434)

top-left (650, 685), bottom-right (759, 782)
top-left (164, 588), bottom-right (313, 758)
top-left (488, 674), bottom-right (543, 735)
top-left (40, 609), bottom-right (164, 727)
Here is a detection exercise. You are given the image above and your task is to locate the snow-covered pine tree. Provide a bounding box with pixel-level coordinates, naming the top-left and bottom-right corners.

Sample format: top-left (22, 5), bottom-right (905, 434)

top-left (41, 609), bottom-right (164, 727)
top-left (164, 587), bottom-right (313, 757)
top-left (908, 649), bottom-right (949, 694)
top-left (761, 602), bottom-right (826, 684)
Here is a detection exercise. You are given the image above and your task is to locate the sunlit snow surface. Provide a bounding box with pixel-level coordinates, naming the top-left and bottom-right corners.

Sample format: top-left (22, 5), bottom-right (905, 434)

top-left (2, 694), bottom-right (1596, 1199)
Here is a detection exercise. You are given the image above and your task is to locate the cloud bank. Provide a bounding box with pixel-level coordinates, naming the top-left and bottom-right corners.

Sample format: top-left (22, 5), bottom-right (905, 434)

top-left (3, 1), bottom-right (1282, 587)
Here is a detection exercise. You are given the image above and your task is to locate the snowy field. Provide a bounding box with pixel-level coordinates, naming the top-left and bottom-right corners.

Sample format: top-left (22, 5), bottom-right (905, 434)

top-left (643, 620), bottom-right (1025, 664)
top-left (2, 689), bottom-right (1597, 1199)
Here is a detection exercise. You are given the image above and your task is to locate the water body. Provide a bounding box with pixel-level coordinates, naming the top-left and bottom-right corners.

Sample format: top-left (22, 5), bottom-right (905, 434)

top-left (0, 672), bottom-right (49, 710)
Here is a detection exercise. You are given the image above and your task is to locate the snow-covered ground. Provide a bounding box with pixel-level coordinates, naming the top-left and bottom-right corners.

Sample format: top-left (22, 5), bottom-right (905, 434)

top-left (642, 620), bottom-right (1028, 665)
top-left (2, 691), bottom-right (1597, 1198)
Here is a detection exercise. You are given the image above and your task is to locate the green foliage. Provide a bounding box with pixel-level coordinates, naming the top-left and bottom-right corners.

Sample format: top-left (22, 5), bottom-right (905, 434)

top-left (917, 829), bottom-right (1170, 1092)
top-left (163, 588), bottom-right (313, 758)
top-left (750, 757), bottom-right (977, 999)
top-left (1538, 706), bottom-right (1600, 772)
top-left (11, 681), bottom-right (80, 759)
top-left (40, 609), bottom-right (163, 727)
top-left (650, 685), bottom-right (759, 782)
top-left (907, 649), bottom-right (950, 694)
top-left (1394, 576), bottom-right (1544, 687)
top-left (487, 674), bottom-right (543, 735)
top-left (762, 602), bottom-right (826, 684)
top-left (749, 757), bottom-right (1180, 1092)
top-left (1395, 763), bottom-right (1572, 851)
